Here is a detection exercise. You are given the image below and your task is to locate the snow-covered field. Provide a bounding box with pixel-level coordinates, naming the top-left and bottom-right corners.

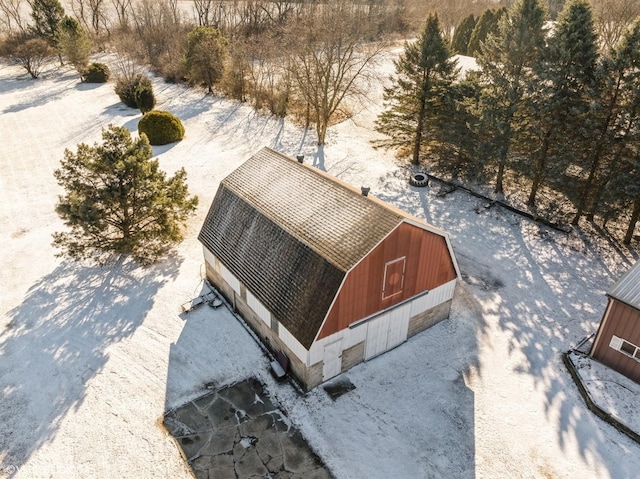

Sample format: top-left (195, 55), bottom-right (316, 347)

top-left (1, 53), bottom-right (639, 479)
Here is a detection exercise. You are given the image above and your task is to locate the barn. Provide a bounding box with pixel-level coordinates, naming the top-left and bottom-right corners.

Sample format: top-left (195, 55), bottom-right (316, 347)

top-left (198, 147), bottom-right (460, 391)
top-left (590, 261), bottom-right (640, 383)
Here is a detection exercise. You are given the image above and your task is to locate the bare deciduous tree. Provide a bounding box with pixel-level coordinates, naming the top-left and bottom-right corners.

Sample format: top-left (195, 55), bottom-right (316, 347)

top-left (288, 2), bottom-right (385, 145)
top-left (0, 0), bottom-right (27, 34)
top-left (5, 35), bottom-right (54, 78)
top-left (70, 0), bottom-right (108, 35)
top-left (129, 0), bottom-right (187, 79)
top-left (110, 0), bottom-right (133, 30)
top-left (591, 0), bottom-right (640, 51)
top-left (193, 0), bottom-right (213, 26)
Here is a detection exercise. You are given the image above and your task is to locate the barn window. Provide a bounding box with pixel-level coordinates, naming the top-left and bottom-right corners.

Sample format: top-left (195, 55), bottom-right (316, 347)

top-left (382, 257), bottom-right (406, 300)
top-left (610, 335), bottom-right (640, 362)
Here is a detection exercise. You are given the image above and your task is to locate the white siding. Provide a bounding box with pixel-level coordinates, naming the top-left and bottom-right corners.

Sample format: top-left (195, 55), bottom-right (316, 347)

top-left (279, 324), bottom-right (308, 364)
top-left (219, 262), bottom-right (240, 293)
top-left (246, 290), bottom-right (271, 326)
top-left (409, 279), bottom-right (456, 317)
top-left (309, 326), bottom-right (367, 365)
top-left (203, 246), bottom-right (218, 272)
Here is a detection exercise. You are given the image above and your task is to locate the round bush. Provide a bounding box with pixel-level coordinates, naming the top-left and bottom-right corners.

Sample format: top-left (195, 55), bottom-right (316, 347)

top-left (82, 62), bottom-right (110, 83)
top-left (115, 74), bottom-right (152, 109)
top-left (138, 110), bottom-right (185, 145)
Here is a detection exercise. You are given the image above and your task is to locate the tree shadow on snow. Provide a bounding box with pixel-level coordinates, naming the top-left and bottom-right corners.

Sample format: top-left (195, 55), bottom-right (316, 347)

top-left (410, 183), bottom-right (637, 477)
top-left (2, 69), bottom-right (79, 114)
top-left (0, 256), bottom-right (181, 471)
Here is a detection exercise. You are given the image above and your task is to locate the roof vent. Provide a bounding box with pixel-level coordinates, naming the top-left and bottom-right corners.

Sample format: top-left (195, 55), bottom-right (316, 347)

top-left (361, 187), bottom-right (370, 197)
top-left (296, 155), bottom-right (304, 164)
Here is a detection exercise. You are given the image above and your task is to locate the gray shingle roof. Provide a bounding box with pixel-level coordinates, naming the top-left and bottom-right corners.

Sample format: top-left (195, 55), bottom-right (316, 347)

top-left (608, 261), bottom-right (640, 311)
top-left (222, 148), bottom-right (405, 271)
top-left (198, 147), bottom-right (436, 349)
top-left (199, 185), bottom-right (345, 348)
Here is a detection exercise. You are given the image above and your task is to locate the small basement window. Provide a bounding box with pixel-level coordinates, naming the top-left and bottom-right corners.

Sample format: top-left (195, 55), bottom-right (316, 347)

top-left (610, 335), bottom-right (640, 362)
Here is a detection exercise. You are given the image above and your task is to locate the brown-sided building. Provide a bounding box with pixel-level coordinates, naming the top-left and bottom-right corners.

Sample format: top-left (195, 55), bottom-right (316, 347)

top-left (198, 147), bottom-right (460, 391)
top-left (590, 261), bottom-right (640, 383)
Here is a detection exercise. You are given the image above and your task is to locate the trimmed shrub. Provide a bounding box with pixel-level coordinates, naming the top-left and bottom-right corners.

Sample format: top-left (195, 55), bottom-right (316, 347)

top-left (135, 84), bottom-right (156, 114)
top-left (138, 110), bottom-right (185, 145)
top-left (82, 62), bottom-right (110, 83)
top-left (115, 73), bottom-right (152, 108)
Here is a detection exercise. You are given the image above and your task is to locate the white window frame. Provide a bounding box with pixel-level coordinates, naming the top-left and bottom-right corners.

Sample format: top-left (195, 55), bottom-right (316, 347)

top-left (610, 335), bottom-right (640, 362)
top-left (382, 256), bottom-right (406, 300)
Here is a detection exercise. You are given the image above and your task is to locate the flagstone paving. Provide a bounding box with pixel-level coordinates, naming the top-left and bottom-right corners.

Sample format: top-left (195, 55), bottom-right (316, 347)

top-left (164, 378), bottom-right (333, 479)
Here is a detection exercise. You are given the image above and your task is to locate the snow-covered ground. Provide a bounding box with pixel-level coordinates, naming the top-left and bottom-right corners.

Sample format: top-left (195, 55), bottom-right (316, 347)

top-left (568, 350), bottom-right (640, 440)
top-left (1, 53), bottom-right (639, 479)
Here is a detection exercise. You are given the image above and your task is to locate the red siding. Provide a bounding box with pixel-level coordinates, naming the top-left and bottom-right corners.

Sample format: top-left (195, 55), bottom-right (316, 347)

top-left (592, 299), bottom-right (640, 383)
top-left (318, 222), bottom-right (456, 339)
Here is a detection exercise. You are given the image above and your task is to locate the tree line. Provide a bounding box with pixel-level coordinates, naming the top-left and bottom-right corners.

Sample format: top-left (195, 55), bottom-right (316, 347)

top-left (376, 0), bottom-right (640, 243)
top-left (2, 0), bottom-right (640, 245)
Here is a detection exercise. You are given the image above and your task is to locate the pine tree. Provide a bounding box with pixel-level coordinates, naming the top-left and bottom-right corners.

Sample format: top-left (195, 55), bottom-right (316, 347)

top-left (475, 0), bottom-right (547, 195)
top-left (185, 26), bottom-right (228, 94)
top-left (53, 125), bottom-right (198, 265)
top-left (451, 14), bottom-right (476, 56)
top-left (430, 76), bottom-right (484, 181)
top-left (375, 14), bottom-right (458, 165)
top-left (604, 149), bottom-right (640, 244)
top-left (525, 0), bottom-right (598, 207)
top-left (30, 0), bottom-right (64, 46)
top-left (548, 0), bottom-right (567, 20)
top-left (467, 8), bottom-right (507, 57)
top-left (57, 16), bottom-right (91, 73)
top-left (572, 18), bottom-right (640, 224)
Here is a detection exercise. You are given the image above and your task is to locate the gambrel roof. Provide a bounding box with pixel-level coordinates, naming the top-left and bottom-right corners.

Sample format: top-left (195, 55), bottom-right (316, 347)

top-left (608, 261), bottom-right (640, 311)
top-left (198, 147), bottom-right (456, 348)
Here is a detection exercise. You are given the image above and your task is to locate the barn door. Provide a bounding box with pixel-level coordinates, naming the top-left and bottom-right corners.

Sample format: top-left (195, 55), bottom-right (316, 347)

top-left (323, 339), bottom-right (343, 381)
top-left (386, 304), bottom-right (411, 350)
top-left (364, 312), bottom-right (392, 360)
top-left (364, 305), bottom-right (410, 360)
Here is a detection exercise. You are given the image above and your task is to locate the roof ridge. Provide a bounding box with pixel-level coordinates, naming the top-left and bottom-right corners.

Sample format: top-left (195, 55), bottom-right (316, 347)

top-left (220, 147), bottom-right (447, 271)
top-left (257, 147), bottom-right (449, 236)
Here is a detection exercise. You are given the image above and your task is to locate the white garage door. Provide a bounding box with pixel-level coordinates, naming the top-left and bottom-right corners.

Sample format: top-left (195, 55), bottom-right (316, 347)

top-left (364, 304), bottom-right (411, 360)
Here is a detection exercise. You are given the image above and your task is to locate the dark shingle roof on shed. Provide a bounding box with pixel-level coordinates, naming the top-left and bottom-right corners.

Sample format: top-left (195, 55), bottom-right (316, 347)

top-left (608, 261), bottom-right (640, 311)
top-left (199, 147), bottom-right (438, 348)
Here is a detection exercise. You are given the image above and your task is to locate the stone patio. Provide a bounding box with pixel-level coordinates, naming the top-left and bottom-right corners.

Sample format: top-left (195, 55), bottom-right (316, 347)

top-left (164, 378), bottom-right (333, 479)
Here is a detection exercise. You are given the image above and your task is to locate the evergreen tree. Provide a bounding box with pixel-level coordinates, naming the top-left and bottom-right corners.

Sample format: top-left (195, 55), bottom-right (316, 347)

top-left (57, 16), bottom-right (91, 73)
top-left (30, 0), bottom-right (64, 46)
top-left (572, 18), bottom-right (640, 224)
top-left (467, 8), bottom-right (507, 57)
top-left (451, 14), bottom-right (476, 55)
top-left (604, 148), bottom-right (640, 244)
top-left (624, 180), bottom-right (640, 244)
top-left (525, 0), bottom-right (598, 207)
top-left (134, 84), bottom-right (156, 114)
top-left (53, 125), bottom-right (198, 265)
top-left (185, 26), bottom-right (228, 94)
top-left (430, 76), bottom-right (484, 181)
top-left (548, 0), bottom-right (566, 20)
top-left (474, 0), bottom-right (547, 195)
top-left (375, 14), bottom-right (458, 165)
